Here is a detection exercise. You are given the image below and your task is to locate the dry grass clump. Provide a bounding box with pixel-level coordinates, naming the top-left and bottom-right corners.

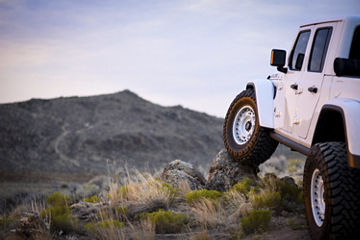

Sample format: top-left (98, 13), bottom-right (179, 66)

top-left (82, 170), bottom-right (183, 239)
top-left (190, 198), bottom-right (226, 228)
top-left (129, 217), bottom-right (155, 240)
top-left (178, 180), bottom-right (192, 195)
top-left (108, 171), bottom-right (178, 206)
top-left (223, 177), bottom-right (257, 209)
top-left (250, 190), bottom-right (281, 210)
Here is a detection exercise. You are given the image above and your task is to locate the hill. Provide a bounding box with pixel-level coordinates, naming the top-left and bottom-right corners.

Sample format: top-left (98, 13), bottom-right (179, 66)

top-left (0, 90), bottom-right (224, 178)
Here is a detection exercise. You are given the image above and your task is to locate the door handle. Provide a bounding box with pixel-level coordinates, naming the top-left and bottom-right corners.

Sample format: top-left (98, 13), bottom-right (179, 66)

top-left (308, 87), bottom-right (318, 93)
top-left (290, 84), bottom-right (298, 90)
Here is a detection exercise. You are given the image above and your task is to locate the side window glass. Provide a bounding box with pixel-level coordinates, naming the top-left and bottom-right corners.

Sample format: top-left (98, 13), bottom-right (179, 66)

top-left (289, 30), bottom-right (311, 70)
top-left (308, 28), bottom-right (333, 72)
top-left (349, 25), bottom-right (360, 59)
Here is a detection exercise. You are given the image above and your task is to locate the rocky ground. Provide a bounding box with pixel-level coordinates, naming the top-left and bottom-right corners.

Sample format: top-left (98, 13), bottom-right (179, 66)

top-left (0, 149), bottom-right (310, 240)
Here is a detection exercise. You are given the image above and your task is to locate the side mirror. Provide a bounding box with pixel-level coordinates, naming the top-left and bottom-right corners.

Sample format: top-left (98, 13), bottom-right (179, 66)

top-left (270, 49), bottom-right (287, 73)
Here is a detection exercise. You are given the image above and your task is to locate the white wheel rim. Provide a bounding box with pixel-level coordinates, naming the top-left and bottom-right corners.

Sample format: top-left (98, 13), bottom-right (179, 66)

top-left (311, 169), bottom-right (325, 227)
top-left (232, 105), bottom-right (256, 145)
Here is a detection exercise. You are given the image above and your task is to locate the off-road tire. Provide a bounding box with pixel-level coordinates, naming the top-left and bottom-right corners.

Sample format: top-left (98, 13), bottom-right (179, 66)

top-left (304, 142), bottom-right (360, 240)
top-left (223, 88), bottom-right (278, 166)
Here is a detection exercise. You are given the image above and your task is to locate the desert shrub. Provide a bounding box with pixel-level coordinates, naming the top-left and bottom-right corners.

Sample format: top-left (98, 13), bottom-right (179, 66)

top-left (250, 191), bottom-right (281, 210)
top-left (259, 173), bottom-right (303, 211)
top-left (278, 180), bottom-right (303, 204)
top-left (83, 195), bottom-right (101, 203)
top-left (51, 213), bottom-right (75, 232)
top-left (41, 205), bottom-right (69, 217)
top-left (160, 182), bottom-right (179, 200)
top-left (46, 192), bottom-right (70, 206)
top-left (231, 177), bottom-right (253, 195)
top-left (185, 189), bottom-right (222, 204)
top-left (41, 205), bottom-right (75, 232)
top-left (241, 209), bottom-right (271, 234)
top-left (41, 192), bottom-right (76, 232)
top-left (140, 210), bottom-right (188, 234)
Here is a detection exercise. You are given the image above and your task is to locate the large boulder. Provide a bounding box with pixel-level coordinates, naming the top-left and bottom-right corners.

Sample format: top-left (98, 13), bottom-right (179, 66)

top-left (206, 149), bottom-right (258, 192)
top-left (161, 160), bottom-right (206, 190)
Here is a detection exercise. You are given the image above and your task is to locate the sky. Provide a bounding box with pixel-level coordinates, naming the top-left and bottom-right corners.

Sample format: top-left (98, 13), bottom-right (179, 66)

top-left (0, 0), bottom-right (359, 117)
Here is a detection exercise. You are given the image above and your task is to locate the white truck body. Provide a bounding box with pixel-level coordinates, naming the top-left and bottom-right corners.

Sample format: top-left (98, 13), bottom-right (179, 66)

top-left (250, 16), bottom-right (360, 167)
top-left (225, 16), bottom-right (360, 239)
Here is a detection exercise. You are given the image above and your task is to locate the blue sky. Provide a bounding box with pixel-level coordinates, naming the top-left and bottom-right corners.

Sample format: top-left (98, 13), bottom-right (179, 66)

top-left (0, 0), bottom-right (359, 117)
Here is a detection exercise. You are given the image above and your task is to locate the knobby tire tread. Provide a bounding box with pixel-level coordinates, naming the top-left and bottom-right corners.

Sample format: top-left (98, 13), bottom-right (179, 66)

top-left (304, 142), bottom-right (360, 240)
top-left (223, 89), bottom-right (278, 166)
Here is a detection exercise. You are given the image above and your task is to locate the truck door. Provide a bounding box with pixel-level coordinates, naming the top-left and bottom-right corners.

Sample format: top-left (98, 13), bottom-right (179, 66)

top-left (295, 24), bottom-right (335, 141)
top-left (279, 29), bottom-right (311, 140)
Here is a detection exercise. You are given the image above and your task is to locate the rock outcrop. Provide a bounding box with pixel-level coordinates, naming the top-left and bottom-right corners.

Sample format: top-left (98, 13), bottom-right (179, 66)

top-left (161, 150), bottom-right (261, 192)
top-left (206, 149), bottom-right (258, 192)
top-left (161, 160), bottom-right (206, 190)
top-left (70, 202), bottom-right (104, 222)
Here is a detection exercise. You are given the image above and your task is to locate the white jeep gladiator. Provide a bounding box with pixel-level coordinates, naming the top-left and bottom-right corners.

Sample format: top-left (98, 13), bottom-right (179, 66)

top-left (223, 16), bottom-right (360, 240)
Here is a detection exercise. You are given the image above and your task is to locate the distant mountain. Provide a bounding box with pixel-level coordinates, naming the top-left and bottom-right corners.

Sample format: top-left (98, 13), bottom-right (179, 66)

top-left (0, 90), bottom-right (224, 176)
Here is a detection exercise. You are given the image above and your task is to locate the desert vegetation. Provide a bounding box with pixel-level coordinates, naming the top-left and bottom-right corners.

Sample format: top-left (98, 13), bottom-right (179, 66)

top-left (0, 165), bottom-right (307, 240)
